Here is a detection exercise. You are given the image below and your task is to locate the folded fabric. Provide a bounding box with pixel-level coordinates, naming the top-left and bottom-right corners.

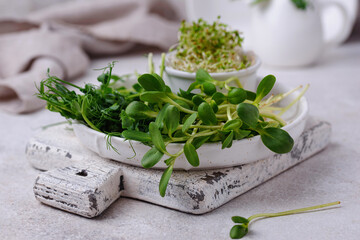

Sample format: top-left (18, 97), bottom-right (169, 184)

top-left (0, 0), bottom-right (180, 114)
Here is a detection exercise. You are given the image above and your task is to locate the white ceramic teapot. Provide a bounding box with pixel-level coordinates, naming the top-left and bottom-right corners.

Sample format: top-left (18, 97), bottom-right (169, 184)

top-left (250, 0), bottom-right (352, 67)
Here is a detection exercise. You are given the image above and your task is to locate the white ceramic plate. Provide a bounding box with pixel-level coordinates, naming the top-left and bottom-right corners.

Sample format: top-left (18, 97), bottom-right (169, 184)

top-left (73, 81), bottom-right (308, 170)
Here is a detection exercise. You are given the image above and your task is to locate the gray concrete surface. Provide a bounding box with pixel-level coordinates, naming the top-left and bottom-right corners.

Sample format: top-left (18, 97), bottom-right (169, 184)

top-left (1, 44), bottom-right (360, 239)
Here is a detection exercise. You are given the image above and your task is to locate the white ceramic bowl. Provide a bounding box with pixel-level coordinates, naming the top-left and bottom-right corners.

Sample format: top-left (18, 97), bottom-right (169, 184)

top-left (164, 51), bottom-right (261, 93)
top-left (73, 80), bottom-right (308, 171)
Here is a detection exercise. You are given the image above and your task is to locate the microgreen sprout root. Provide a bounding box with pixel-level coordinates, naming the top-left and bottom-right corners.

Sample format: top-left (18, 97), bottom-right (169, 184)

top-left (168, 17), bottom-right (250, 73)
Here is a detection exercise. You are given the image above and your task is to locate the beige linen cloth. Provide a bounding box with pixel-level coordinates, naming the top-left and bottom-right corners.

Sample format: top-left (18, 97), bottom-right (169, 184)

top-left (0, 0), bottom-right (180, 113)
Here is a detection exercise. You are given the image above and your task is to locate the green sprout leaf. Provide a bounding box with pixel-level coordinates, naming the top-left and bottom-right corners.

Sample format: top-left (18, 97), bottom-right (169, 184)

top-left (222, 130), bottom-right (234, 149)
top-left (138, 73), bottom-right (166, 92)
top-left (192, 95), bottom-right (205, 106)
top-left (230, 225), bottom-right (248, 239)
top-left (187, 81), bottom-right (201, 93)
top-left (155, 103), bottom-right (170, 129)
top-left (122, 130), bottom-right (151, 142)
top-left (120, 110), bottom-right (135, 129)
top-left (259, 127), bottom-right (294, 154)
top-left (149, 122), bottom-right (167, 154)
top-left (223, 119), bottom-right (242, 131)
top-left (141, 147), bottom-right (164, 168)
top-left (245, 90), bottom-right (256, 101)
top-left (164, 105), bottom-right (180, 135)
top-left (228, 88), bottom-right (247, 104)
top-left (254, 75), bottom-right (276, 104)
top-left (232, 216), bottom-right (249, 224)
top-left (210, 100), bottom-right (219, 113)
top-left (237, 103), bottom-right (259, 128)
top-left (140, 91), bottom-right (168, 103)
top-left (198, 102), bottom-right (217, 125)
top-left (203, 82), bottom-right (217, 96)
top-left (179, 89), bottom-right (195, 100)
top-left (132, 83), bottom-right (143, 92)
top-left (174, 99), bottom-right (191, 110)
top-left (234, 129), bottom-right (251, 140)
top-left (192, 136), bottom-right (211, 149)
top-left (97, 73), bottom-right (109, 85)
top-left (159, 164), bottom-right (174, 197)
top-left (184, 141), bottom-right (200, 167)
top-left (125, 101), bottom-right (157, 120)
top-left (182, 113), bottom-right (198, 133)
top-left (212, 92), bottom-right (226, 105)
top-left (196, 68), bottom-right (213, 83)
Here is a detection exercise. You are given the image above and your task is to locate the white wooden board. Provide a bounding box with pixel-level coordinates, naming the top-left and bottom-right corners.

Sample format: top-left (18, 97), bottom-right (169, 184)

top-left (26, 117), bottom-right (331, 217)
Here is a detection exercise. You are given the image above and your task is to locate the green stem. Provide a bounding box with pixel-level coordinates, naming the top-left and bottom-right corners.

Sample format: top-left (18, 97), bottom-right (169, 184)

top-left (259, 110), bottom-right (286, 127)
top-left (260, 85), bottom-right (302, 108)
top-left (81, 115), bottom-right (100, 132)
top-left (49, 76), bottom-right (82, 90)
top-left (160, 53), bottom-right (165, 78)
top-left (165, 98), bottom-right (196, 114)
top-left (231, 111), bottom-right (238, 119)
top-left (148, 53), bottom-right (154, 74)
top-left (41, 121), bottom-right (70, 130)
top-left (42, 99), bottom-right (73, 114)
top-left (167, 96), bottom-right (225, 119)
top-left (80, 99), bottom-right (101, 132)
top-left (224, 83), bottom-right (232, 91)
top-left (44, 84), bottom-right (69, 98)
top-left (235, 78), bottom-right (243, 88)
top-left (227, 106), bottom-right (232, 120)
top-left (126, 93), bottom-right (141, 99)
top-left (190, 120), bottom-right (202, 136)
top-left (260, 106), bottom-right (283, 111)
top-left (278, 84), bottom-right (309, 117)
top-left (170, 130), bottom-right (218, 142)
top-left (216, 114), bottom-right (229, 119)
top-left (218, 104), bottom-right (236, 110)
top-left (168, 93), bottom-right (194, 106)
top-left (224, 76), bottom-right (243, 88)
top-left (189, 129), bottom-right (218, 138)
top-left (247, 201), bottom-right (341, 222)
top-left (176, 124), bottom-right (222, 130)
top-left (174, 149), bottom-right (184, 157)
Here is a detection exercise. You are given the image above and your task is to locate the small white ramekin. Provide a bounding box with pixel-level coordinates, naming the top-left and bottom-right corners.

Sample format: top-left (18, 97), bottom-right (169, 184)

top-left (164, 51), bottom-right (261, 93)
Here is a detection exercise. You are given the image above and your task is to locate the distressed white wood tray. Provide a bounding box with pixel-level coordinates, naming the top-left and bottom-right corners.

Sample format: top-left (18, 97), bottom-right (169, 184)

top-left (26, 117), bottom-right (331, 217)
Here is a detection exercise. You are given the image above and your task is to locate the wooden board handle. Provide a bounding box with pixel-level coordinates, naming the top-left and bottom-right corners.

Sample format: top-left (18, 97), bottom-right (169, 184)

top-left (34, 163), bottom-right (123, 218)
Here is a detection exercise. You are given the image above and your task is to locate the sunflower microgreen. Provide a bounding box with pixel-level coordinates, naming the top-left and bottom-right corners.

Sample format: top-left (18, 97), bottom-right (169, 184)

top-left (230, 201), bottom-right (340, 239)
top-left (37, 52), bottom-right (307, 198)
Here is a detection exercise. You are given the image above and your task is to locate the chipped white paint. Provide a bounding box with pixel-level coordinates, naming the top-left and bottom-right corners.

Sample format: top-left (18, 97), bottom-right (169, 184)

top-left (34, 162), bottom-right (123, 218)
top-left (26, 117), bottom-right (331, 217)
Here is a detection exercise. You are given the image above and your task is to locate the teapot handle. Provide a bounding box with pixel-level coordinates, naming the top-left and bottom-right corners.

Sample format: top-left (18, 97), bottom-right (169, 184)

top-left (319, 1), bottom-right (352, 49)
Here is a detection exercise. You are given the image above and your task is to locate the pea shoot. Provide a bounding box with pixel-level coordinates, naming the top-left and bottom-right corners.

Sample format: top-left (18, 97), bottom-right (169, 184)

top-left (37, 53), bottom-right (308, 197)
top-left (230, 201), bottom-right (341, 239)
top-left (168, 17), bottom-right (250, 73)
top-left (36, 62), bottom-right (141, 134)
